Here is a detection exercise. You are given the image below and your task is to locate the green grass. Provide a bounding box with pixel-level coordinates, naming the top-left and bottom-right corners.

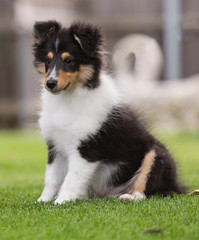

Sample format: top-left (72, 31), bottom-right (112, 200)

top-left (0, 130), bottom-right (199, 240)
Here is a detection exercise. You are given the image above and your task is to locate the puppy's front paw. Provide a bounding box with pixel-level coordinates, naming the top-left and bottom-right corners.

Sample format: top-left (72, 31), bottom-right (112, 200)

top-left (54, 196), bottom-right (73, 205)
top-left (37, 195), bottom-right (54, 203)
top-left (54, 198), bottom-right (65, 205)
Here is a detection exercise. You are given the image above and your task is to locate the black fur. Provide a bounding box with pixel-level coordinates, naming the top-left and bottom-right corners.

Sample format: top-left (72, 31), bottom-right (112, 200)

top-left (78, 106), bottom-right (187, 196)
top-left (69, 22), bottom-right (103, 57)
top-left (47, 143), bottom-right (56, 164)
top-left (33, 20), bottom-right (61, 42)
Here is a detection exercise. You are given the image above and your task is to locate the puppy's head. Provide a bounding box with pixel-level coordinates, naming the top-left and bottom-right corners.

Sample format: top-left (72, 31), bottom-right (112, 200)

top-left (33, 21), bottom-right (103, 93)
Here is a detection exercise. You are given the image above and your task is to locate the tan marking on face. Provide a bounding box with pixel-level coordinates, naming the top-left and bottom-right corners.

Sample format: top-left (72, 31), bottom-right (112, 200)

top-left (78, 65), bottom-right (94, 82)
top-left (55, 64), bottom-right (94, 91)
top-left (61, 52), bottom-right (70, 61)
top-left (57, 70), bottom-right (78, 90)
top-left (132, 149), bottom-right (156, 194)
top-left (47, 52), bottom-right (54, 60)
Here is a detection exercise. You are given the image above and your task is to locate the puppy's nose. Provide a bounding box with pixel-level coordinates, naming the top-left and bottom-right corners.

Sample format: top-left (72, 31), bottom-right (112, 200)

top-left (46, 79), bottom-right (57, 89)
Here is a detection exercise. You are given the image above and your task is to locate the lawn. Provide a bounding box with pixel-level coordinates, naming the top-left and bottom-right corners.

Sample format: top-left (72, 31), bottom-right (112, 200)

top-left (0, 130), bottom-right (198, 240)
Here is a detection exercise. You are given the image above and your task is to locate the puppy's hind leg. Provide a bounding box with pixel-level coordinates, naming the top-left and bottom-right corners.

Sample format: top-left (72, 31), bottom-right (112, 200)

top-left (119, 150), bottom-right (156, 202)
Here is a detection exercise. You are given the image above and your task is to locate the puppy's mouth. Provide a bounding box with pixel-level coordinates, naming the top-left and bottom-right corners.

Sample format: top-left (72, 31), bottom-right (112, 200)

top-left (48, 82), bottom-right (71, 94)
top-left (63, 82), bottom-right (71, 90)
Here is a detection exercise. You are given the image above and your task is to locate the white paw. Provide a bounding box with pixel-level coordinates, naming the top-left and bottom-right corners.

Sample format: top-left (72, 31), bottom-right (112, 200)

top-left (118, 192), bottom-right (146, 202)
top-left (133, 191), bottom-right (146, 201)
top-left (37, 195), bottom-right (54, 203)
top-left (54, 199), bottom-right (65, 205)
top-left (54, 197), bottom-right (73, 205)
top-left (118, 194), bottom-right (135, 202)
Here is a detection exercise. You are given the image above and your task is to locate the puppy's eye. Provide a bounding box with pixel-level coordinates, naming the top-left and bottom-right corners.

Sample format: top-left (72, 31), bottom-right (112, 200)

top-left (46, 58), bottom-right (51, 64)
top-left (64, 58), bottom-right (72, 64)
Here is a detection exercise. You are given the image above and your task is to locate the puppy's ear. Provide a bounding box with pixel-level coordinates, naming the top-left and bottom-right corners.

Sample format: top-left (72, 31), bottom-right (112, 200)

top-left (69, 22), bottom-right (103, 57)
top-left (33, 20), bottom-right (61, 43)
top-left (33, 21), bottom-right (61, 74)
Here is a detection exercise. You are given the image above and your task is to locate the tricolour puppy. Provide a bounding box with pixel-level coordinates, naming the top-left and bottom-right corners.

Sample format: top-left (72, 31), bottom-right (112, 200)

top-left (33, 21), bottom-right (186, 204)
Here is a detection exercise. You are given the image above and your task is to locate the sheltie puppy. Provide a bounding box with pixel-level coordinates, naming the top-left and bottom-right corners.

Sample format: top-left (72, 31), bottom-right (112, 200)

top-left (33, 20), bottom-right (186, 204)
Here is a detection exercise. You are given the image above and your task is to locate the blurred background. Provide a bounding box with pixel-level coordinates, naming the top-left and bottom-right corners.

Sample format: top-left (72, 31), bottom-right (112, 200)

top-left (0, 0), bottom-right (199, 130)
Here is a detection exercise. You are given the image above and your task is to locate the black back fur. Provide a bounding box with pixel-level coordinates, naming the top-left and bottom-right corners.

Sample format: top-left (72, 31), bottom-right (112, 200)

top-left (79, 106), bottom-right (187, 196)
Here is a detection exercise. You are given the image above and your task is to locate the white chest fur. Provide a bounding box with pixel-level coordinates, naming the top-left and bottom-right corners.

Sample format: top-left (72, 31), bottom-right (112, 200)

top-left (38, 74), bottom-right (124, 204)
top-left (39, 74), bottom-right (121, 156)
